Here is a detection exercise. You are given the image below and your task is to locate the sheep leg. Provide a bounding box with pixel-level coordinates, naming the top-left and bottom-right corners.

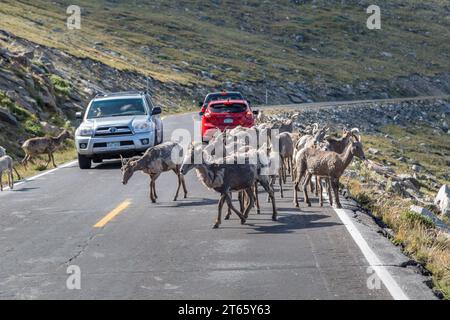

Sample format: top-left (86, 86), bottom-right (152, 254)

top-left (319, 178), bottom-right (323, 207)
top-left (214, 194), bottom-right (227, 229)
top-left (315, 176), bottom-right (319, 196)
top-left (0, 173), bottom-right (3, 191)
top-left (181, 174), bottom-right (188, 198)
top-left (327, 179), bottom-right (333, 207)
top-left (254, 182), bottom-right (260, 214)
top-left (260, 179), bottom-right (277, 220)
top-left (13, 166), bottom-right (21, 180)
top-left (224, 193), bottom-right (246, 225)
top-left (332, 178), bottom-right (342, 209)
top-left (238, 191), bottom-right (244, 213)
top-left (9, 169), bottom-right (13, 190)
top-left (45, 152), bottom-right (52, 169)
top-left (303, 172), bottom-right (312, 207)
top-left (294, 178), bottom-right (300, 207)
top-left (243, 188), bottom-right (255, 219)
top-left (51, 152), bottom-right (57, 168)
top-left (173, 169), bottom-right (182, 201)
top-left (289, 158), bottom-right (294, 181)
top-left (149, 178), bottom-right (156, 203)
top-left (225, 192), bottom-right (232, 220)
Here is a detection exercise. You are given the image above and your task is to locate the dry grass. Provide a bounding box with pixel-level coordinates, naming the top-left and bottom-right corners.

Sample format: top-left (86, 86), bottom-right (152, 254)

top-left (0, 145), bottom-right (77, 189)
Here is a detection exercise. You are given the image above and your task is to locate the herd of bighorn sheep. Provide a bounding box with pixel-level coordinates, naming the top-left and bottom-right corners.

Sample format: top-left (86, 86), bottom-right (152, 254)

top-left (0, 129), bottom-right (72, 191)
top-left (121, 111), bottom-right (366, 229)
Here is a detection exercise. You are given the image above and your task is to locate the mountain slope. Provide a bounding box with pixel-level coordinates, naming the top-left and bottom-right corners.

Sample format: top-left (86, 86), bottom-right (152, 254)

top-left (1, 0), bottom-right (450, 102)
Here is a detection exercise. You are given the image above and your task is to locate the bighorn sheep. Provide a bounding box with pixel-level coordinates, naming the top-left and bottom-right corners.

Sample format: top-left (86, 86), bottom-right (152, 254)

top-left (0, 155), bottom-right (15, 191)
top-left (121, 141), bottom-right (188, 203)
top-left (180, 143), bottom-right (257, 228)
top-left (0, 147), bottom-right (21, 180)
top-left (323, 128), bottom-right (360, 153)
top-left (278, 132), bottom-right (294, 185)
top-left (294, 135), bottom-right (365, 209)
top-left (21, 130), bottom-right (72, 168)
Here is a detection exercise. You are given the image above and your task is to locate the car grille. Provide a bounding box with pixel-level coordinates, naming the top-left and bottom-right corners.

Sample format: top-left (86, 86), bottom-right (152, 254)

top-left (94, 126), bottom-right (132, 137)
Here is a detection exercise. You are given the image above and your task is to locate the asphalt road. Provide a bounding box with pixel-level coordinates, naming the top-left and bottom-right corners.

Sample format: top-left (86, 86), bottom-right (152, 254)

top-left (0, 111), bottom-right (434, 300)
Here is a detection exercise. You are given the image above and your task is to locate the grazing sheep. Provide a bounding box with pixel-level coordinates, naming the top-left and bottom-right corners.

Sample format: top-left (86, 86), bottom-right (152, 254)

top-left (0, 155), bottom-right (15, 191)
top-left (22, 130), bottom-right (72, 169)
top-left (294, 134), bottom-right (365, 209)
top-left (121, 141), bottom-right (188, 203)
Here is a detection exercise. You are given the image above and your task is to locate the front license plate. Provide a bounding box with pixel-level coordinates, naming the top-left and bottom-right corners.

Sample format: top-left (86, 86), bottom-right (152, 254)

top-left (107, 142), bottom-right (121, 148)
top-left (224, 118), bottom-right (233, 124)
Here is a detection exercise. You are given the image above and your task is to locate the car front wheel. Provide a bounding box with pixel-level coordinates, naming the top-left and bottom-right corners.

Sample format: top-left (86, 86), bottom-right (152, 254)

top-left (78, 154), bottom-right (92, 169)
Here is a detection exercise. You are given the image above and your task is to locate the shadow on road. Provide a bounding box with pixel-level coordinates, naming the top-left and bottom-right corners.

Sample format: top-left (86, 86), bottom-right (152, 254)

top-left (94, 161), bottom-right (122, 170)
top-left (10, 187), bottom-right (40, 192)
top-left (156, 198), bottom-right (218, 207)
top-left (245, 213), bottom-right (341, 234)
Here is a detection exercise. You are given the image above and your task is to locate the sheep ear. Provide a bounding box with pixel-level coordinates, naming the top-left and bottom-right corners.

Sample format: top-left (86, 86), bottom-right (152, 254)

top-left (120, 155), bottom-right (126, 166)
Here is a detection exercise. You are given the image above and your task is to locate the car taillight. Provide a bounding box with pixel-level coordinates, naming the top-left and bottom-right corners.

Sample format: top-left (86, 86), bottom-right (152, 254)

top-left (246, 110), bottom-right (253, 117)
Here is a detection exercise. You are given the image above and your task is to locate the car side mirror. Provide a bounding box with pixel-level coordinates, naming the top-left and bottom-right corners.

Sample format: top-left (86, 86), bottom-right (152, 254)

top-left (152, 107), bottom-right (162, 115)
top-left (199, 112), bottom-right (204, 116)
top-left (75, 112), bottom-right (83, 119)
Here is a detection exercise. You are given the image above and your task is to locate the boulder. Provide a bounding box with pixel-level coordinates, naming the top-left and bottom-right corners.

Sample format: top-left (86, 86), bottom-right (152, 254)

top-left (410, 205), bottom-right (450, 233)
top-left (434, 185), bottom-right (450, 218)
top-left (0, 108), bottom-right (18, 126)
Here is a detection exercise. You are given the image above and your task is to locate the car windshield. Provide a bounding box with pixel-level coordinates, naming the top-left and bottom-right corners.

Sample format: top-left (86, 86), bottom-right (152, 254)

top-left (205, 93), bottom-right (243, 104)
top-left (209, 103), bottom-right (247, 113)
top-left (87, 98), bottom-right (147, 119)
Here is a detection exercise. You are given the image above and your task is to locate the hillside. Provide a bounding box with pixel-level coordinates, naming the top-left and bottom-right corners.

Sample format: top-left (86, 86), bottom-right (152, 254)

top-left (1, 0), bottom-right (450, 159)
top-left (2, 0), bottom-right (450, 103)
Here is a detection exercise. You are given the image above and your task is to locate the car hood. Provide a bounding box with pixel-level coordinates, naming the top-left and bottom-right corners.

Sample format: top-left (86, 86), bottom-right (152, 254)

top-left (84, 115), bottom-right (149, 129)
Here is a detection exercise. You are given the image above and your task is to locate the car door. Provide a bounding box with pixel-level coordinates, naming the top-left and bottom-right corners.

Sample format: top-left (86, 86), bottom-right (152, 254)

top-left (146, 95), bottom-right (163, 144)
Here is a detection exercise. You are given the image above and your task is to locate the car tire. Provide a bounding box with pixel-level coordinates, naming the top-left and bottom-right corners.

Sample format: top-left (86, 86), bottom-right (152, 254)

top-left (78, 154), bottom-right (92, 169)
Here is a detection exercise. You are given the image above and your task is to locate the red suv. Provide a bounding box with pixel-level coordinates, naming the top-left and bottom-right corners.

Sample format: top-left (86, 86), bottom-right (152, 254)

top-left (200, 99), bottom-right (256, 142)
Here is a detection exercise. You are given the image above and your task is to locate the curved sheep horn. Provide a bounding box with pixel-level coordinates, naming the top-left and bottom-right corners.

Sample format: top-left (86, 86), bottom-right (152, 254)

top-left (350, 128), bottom-right (360, 134)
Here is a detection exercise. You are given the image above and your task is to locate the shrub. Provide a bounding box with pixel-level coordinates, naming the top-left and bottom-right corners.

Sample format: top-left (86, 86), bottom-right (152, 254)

top-left (401, 210), bottom-right (435, 229)
top-left (50, 75), bottom-right (71, 95)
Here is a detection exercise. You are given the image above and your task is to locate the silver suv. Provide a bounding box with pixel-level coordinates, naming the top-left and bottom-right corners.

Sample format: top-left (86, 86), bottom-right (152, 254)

top-left (75, 91), bottom-right (163, 169)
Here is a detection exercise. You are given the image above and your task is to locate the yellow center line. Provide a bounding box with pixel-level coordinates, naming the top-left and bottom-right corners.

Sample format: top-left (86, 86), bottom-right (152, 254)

top-left (94, 199), bottom-right (132, 228)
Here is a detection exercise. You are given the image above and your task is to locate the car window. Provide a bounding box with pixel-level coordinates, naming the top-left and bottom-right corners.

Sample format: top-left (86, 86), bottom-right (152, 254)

top-left (208, 103), bottom-right (247, 113)
top-left (87, 98), bottom-right (147, 119)
top-left (205, 93), bottom-right (244, 105)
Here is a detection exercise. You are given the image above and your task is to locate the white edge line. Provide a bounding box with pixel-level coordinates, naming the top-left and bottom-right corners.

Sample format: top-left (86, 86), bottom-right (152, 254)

top-left (0, 160), bottom-right (77, 193)
top-left (333, 207), bottom-right (409, 300)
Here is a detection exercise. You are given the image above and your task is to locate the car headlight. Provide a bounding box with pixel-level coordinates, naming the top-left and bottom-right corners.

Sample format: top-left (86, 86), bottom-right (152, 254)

top-left (77, 125), bottom-right (94, 137)
top-left (133, 121), bottom-right (152, 133)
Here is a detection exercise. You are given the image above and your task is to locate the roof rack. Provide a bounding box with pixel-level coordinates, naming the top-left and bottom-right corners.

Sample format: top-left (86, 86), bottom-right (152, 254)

top-left (94, 91), bottom-right (148, 98)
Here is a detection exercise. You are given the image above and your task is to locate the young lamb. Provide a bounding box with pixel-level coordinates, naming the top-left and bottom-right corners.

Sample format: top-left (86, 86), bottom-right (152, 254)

top-left (294, 135), bottom-right (365, 209)
top-left (121, 141), bottom-right (188, 203)
top-left (22, 130), bottom-right (72, 169)
top-left (0, 155), bottom-right (15, 191)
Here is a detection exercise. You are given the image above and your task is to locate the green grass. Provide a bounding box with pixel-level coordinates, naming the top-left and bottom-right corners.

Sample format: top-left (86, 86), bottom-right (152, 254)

top-left (50, 74), bottom-right (71, 96)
